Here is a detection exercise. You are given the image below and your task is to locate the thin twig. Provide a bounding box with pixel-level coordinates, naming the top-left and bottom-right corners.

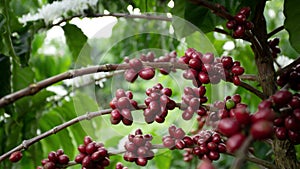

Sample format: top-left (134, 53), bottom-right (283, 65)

top-left (0, 103), bottom-right (180, 162)
top-left (239, 81), bottom-right (267, 99)
top-left (0, 62), bottom-right (188, 108)
top-left (268, 26), bottom-right (285, 38)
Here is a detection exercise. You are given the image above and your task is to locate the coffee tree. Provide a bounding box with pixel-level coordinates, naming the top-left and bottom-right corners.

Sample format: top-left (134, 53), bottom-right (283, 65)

top-left (0, 0), bottom-right (300, 168)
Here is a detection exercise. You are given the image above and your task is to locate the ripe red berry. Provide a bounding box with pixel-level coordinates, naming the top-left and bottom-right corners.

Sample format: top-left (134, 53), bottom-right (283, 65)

top-left (43, 162), bottom-right (56, 169)
top-left (250, 120), bottom-right (274, 140)
top-left (251, 108), bottom-right (276, 123)
top-left (226, 20), bottom-right (236, 30)
top-left (218, 118), bottom-right (241, 137)
top-left (231, 66), bottom-right (245, 75)
top-left (234, 107), bottom-right (251, 125)
top-left (189, 58), bottom-right (202, 70)
top-left (234, 26), bottom-right (245, 38)
top-left (293, 109), bottom-right (300, 121)
top-left (85, 142), bottom-right (97, 154)
top-left (58, 154), bottom-right (69, 164)
top-left (124, 69), bottom-right (138, 82)
top-left (221, 56), bottom-right (233, 69)
top-left (135, 157), bottom-right (148, 166)
top-left (239, 7), bottom-right (251, 17)
top-left (48, 151), bottom-right (58, 162)
top-left (234, 13), bottom-right (247, 23)
top-left (226, 133), bottom-right (246, 153)
top-left (198, 72), bottom-right (210, 84)
top-left (275, 127), bottom-right (288, 140)
top-left (9, 151), bottom-right (23, 163)
top-left (285, 116), bottom-right (300, 131)
top-left (129, 58), bottom-right (143, 71)
top-left (139, 68), bottom-right (155, 80)
top-left (272, 90), bottom-right (293, 107)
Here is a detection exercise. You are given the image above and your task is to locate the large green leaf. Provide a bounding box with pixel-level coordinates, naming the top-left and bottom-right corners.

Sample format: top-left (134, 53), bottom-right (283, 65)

top-left (63, 23), bottom-right (88, 61)
top-left (284, 0), bottom-right (300, 54)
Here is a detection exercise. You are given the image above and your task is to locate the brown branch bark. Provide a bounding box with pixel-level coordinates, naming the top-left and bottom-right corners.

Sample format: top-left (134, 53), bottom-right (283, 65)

top-left (0, 62), bottom-right (188, 108)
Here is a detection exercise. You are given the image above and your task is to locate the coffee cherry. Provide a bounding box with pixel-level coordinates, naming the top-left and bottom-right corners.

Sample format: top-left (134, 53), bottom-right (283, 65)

top-left (58, 154), bottom-right (69, 164)
top-left (226, 20), bottom-right (236, 29)
top-left (124, 69), bottom-right (138, 82)
top-left (234, 107), bottom-right (251, 125)
top-left (250, 120), bottom-right (273, 140)
top-left (139, 68), bottom-right (155, 80)
top-left (48, 151), bottom-right (58, 163)
top-left (234, 13), bottom-right (247, 23)
top-left (9, 151), bottom-right (23, 163)
top-left (217, 118), bottom-right (241, 137)
top-left (234, 25), bottom-right (245, 38)
top-left (272, 90), bottom-right (293, 107)
top-left (232, 66), bottom-right (245, 75)
top-left (251, 108), bottom-right (276, 123)
top-left (43, 162), bottom-right (56, 169)
top-left (239, 7), bottom-right (251, 17)
top-left (129, 58), bottom-right (143, 71)
top-left (285, 116), bottom-right (300, 131)
top-left (226, 133), bottom-right (246, 153)
top-left (275, 127), bottom-right (288, 140)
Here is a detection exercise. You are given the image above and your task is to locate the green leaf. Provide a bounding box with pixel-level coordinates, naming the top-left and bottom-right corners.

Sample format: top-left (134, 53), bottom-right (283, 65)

top-left (284, 0), bottom-right (300, 54)
top-left (63, 23), bottom-right (88, 61)
top-left (155, 150), bottom-right (172, 169)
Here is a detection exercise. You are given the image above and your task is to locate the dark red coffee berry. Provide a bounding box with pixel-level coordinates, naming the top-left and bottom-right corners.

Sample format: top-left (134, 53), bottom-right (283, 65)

top-left (250, 120), bottom-right (273, 140)
top-left (139, 68), bottom-right (155, 80)
top-left (9, 151), bottom-right (23, 163)
top-left (226, 133), bottom-right (246, 153)
top-left (217, 118), bottom-right (241, 137)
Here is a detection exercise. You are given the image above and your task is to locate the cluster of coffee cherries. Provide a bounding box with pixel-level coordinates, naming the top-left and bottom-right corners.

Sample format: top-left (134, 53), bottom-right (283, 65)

top-left (37, 149), bottom-right (70, 169)
top-left (226, 7), bottom-right (254, 38)
top-left (271, 90), bottom-right (300, 144)
top-left (181, 86), bottom-right (208, 120)
top-left (123, 56), bottom-right (155, 82)
top-left (123, 129), bottom-right (154, 166)
top-left (110, 89), bottom-right (138, 125)
top-left (123, 51), bottom-right (177, 82)
top-left (75, 136), bottom-right (110, 169)
top-left (179, 48), bottom-right (245, 87)
top-left (277, 63), bottom-right (300, 91)
top-left (154, 51), bottom-right (178, 75)
top-left (268, 38), bottom-right (281, 58)
top-left (115, 162), bottom-right (128, 169)
top-left (162, 125), bottom-right (194, 150)
top-left (144, 83), bottom-right (176, 123)
top-left (209, 94), bottom-right (273, 152)
top-left (184, 130), bottom-right (226, 162)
